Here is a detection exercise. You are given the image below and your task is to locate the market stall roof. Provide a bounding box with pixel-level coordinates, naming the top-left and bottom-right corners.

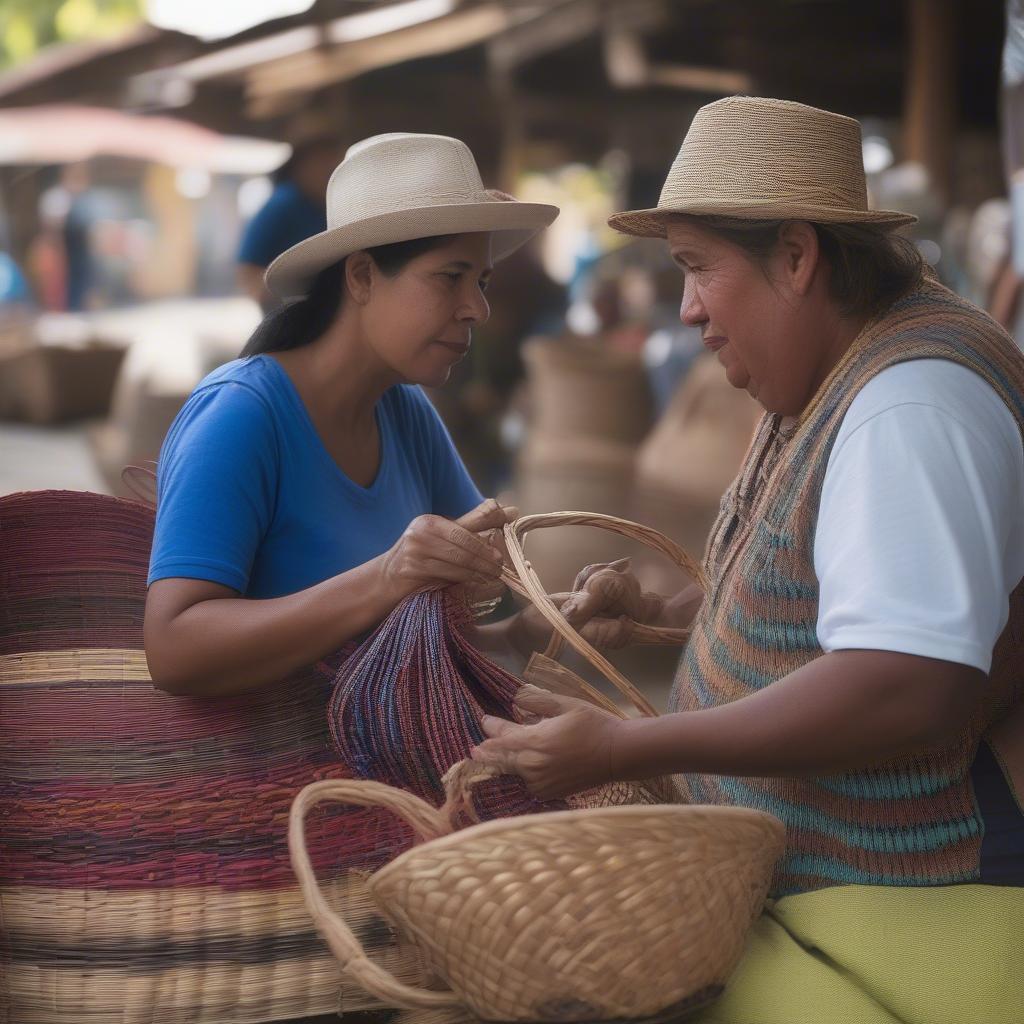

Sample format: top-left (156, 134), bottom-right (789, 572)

top-left (128, 0), bottom-right (758, 119)
top-left (0, 0), bottom-right (488, 114)
top-left (133, 0), bottom-right (542, 116)
top-left (0, 105), bottom-right (288, 173)
top-left (0, 0), bottom-right (1002, 155)
top-left (0, 23), bottom-right (201, 106)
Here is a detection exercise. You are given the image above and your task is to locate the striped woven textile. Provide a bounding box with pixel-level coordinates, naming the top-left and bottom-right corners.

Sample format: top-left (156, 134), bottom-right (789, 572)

top-left (0, 490), bottom-right (430, 1023)
top-left (329, 588), bottom-right (562, 820)
top-left (672, 278), bottom-right (1024, 898)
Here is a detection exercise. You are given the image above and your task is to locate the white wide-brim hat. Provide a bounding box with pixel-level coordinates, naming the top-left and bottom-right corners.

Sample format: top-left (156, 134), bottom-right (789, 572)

top-left (609, 96), bottom-right (917, 238)
top-left (266, 132), bottom-right (559, 299)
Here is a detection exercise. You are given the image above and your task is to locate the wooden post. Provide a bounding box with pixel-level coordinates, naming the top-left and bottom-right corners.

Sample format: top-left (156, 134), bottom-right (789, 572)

top-left (488, 65), bottom-right (525, 194)
top-left (903, 0), bottom-right (956, 203)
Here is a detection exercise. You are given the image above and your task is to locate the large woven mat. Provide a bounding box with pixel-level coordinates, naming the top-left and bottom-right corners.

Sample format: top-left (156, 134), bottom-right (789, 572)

top-left (0, 490), bottom-right (426, 1023)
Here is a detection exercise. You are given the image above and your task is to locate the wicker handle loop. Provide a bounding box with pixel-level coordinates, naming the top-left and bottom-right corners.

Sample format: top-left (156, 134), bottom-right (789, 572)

top-left (288, 779), bottom-right (462, 1009)
top-left (502, 512), bottom-right (707, 719)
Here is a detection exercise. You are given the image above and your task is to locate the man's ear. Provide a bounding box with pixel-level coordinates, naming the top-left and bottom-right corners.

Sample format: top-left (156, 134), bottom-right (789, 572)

top-left (345, 250), bottom-right (374, 305)
top-left (776, 220), bottom-right (820, 297)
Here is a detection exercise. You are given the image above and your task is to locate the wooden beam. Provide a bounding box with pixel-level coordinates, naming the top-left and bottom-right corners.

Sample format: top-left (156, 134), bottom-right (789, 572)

top-left (603, 18), bottom-right (752, 96)
top-left (245, 4), bottom-right (514, 103)
top-left (486, 0), bottom-right (601, 75)
top-left (646, 64), bottom-right (753, 95)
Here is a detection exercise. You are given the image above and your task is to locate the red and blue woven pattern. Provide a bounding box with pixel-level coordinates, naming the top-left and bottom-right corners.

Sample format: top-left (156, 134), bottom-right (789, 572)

top-left (329, 587), bottom-right (558, 817)
top-left (0, 491), bottom-right (408, 1019)
top-left (0, 491), bottom-right (391, 894)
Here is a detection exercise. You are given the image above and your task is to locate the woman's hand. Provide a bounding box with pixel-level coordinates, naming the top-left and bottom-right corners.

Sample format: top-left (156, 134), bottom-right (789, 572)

top-left (378, 498), bottom-right (516, 604)
top-left (471, 684), bottom-right (623, 799)
top-left (510, 557), bottom-right (669, 654)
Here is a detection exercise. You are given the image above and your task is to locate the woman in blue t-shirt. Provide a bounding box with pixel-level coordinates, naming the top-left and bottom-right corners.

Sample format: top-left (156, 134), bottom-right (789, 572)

top-left (145, 132), bottom-right (559, 696)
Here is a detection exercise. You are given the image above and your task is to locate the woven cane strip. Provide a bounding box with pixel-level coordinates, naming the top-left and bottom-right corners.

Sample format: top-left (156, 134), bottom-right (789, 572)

top-left (1, 959), bottom-right (402, 1024)
top-left (0, 875), bottom-right (420, 1005)
top-left (502, 511), bottom-right (708, 718)
top-left (522, 651), bottom-right (626, 718)
top-left (0, 649), bottom-right (150, 684)
top-left (2, 892), bottom-right (423, 1022)
top-left (0, 879), bottom-right (379, 941)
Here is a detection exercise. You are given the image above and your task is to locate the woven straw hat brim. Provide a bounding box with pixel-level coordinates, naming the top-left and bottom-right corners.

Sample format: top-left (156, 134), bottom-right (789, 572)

top-left (609, 201), bottom-right (917, 238)
top-left (266, 200), bottom-right (558, 299)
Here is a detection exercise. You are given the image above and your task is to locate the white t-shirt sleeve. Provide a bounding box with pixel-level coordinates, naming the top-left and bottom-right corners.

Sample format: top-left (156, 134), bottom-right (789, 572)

top-left (814, 360), bottom-right (1024, 673)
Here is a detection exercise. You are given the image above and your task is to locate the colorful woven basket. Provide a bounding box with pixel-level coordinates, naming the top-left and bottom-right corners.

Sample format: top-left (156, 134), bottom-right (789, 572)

top-left (0, 490), bottom-right (428, 1023)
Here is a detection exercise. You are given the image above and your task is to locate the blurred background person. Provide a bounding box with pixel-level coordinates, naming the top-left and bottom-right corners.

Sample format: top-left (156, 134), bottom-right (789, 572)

top-left (236, 113), bottom-right (340, 311)
top-left (61, 163), bottom-right (98, 312)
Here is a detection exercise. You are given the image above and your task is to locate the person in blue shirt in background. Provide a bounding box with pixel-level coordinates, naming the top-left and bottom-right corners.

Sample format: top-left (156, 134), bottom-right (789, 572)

top-left (237, 117), bottom-right (339, 311)
top-left (145, 132), bottom-right (562, 703)
top-left (0, 250), bottom-right (32, 309)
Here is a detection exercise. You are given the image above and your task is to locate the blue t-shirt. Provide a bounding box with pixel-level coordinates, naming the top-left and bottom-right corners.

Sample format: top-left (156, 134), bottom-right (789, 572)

top-left (237, 181), bottom-right (327, 268)
top-left (148, 355), bottom-right (482, 599)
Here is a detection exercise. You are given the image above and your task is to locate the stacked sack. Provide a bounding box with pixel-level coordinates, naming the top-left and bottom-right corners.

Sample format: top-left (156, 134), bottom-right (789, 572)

top-left (513, 337), bottom-right (653, 592)
top-left (634, 352), bottom-right (762, 592)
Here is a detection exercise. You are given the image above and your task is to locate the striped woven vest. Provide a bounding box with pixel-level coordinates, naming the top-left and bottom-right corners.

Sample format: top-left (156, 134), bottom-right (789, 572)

top-left (672, 278), bottom-right (1024, 897)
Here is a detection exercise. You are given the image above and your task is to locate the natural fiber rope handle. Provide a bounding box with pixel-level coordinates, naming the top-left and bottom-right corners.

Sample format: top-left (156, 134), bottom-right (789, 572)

top-left (288, 762), bottom-right (498, 1009)
top-left (502, 512), bottom-right (707, 719)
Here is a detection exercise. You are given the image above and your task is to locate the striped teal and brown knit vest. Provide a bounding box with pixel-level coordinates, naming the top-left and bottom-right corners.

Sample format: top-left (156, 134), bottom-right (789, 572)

top-left (672, 277), bottom-right (1024, 897)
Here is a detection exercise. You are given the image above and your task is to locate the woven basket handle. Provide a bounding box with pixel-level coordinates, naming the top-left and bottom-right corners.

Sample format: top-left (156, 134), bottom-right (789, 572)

top-left (289, 765), bottom-right (499, 1009)
top-left (289, 778), bottom-right (461, 1009)
top-left (502, 512), bottom-right (706, 719)
top-left (523, 651), bottom-right (627, 719)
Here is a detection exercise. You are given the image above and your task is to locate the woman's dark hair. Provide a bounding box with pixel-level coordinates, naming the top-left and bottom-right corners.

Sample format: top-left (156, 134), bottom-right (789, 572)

top-left (680, 215), bottom-right (924, 320)
top-left (241, 235), bottom-right (454, 357)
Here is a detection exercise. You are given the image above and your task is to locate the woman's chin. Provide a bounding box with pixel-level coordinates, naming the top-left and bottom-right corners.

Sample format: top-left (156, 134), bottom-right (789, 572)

top-left (723, 362), bottom-right (751, 393)
top-left (408, 365), bottom-right (453, 389)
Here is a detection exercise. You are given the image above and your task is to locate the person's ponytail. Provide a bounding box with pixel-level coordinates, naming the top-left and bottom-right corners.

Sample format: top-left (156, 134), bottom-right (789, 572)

top-left (240, 259), bottom-right (346, 357)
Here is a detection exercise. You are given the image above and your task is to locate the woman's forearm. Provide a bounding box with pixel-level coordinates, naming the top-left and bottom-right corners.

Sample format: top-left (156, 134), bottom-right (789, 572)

top-left (147, 556), bottom-right (400, 696)
top-left (613, 649), bottom-right (980, 780)
top-left (148, 500), bottom-right (514, 697)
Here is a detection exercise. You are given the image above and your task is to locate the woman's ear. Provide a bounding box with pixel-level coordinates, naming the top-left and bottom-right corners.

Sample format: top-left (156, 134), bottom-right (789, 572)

top-left (345, 251), bottom-right (374, 305)
top-left (776, 221), bottom-right (820, 297)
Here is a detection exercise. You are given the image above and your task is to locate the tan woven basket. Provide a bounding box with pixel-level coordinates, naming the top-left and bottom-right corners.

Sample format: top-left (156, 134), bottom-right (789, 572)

top-left (290, 762), bottom-right (785, 1021)
top-left (290, 512), bottom-right (786, 1021)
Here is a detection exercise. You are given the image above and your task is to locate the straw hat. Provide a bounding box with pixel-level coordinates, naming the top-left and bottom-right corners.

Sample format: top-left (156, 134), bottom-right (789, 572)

top-left (609, 96), bottom-right (917, 238)
top-left (266, 133), bottom-right (559, 298)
